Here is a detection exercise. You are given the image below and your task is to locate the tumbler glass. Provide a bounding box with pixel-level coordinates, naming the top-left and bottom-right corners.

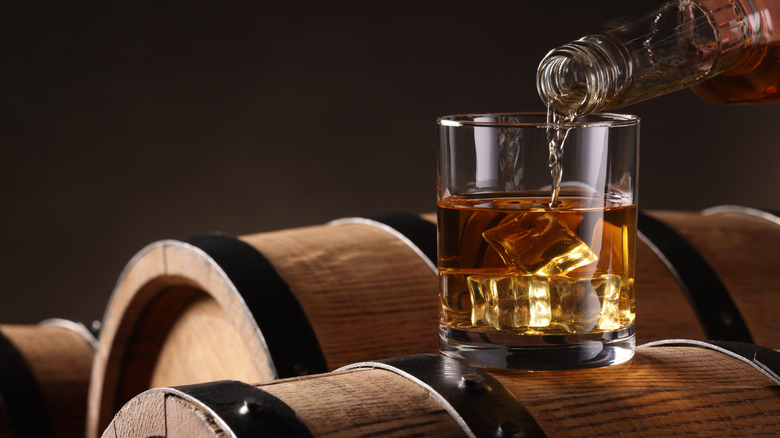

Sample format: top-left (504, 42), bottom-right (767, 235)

top-left (437, 112), bottom-right (640, 370)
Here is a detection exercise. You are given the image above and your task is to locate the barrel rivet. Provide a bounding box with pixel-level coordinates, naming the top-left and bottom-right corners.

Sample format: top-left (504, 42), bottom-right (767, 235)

top-left (90, 320), bottom-right (102, 333)
top-left (496, 421), bottom-right (524, 437)
top-left (459, 373), bottom-right (484, 391)
top-left (238, 399), bottom-right (264, 415)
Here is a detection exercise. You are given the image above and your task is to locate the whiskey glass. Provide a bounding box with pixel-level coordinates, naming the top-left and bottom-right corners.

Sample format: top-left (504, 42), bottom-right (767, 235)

top-left (437, 112), bottom-right (640, 370)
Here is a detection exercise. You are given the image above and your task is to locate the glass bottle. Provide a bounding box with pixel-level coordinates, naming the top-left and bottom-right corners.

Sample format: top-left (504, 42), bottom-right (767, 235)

top-left (537, 0), bottom-right (780, 117)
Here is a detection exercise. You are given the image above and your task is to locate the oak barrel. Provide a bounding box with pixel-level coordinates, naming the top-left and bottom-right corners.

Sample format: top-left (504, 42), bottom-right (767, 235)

top-left (635, 206), bottom-right (780, 345)
top-left (0, 319), bottom-right (97, 438)
top-left (88, 207), bottom-right (780, 436)
top-left (100, 341), bottom-right (780, 437)
top-left (87, 214), bottom-right (440, 437)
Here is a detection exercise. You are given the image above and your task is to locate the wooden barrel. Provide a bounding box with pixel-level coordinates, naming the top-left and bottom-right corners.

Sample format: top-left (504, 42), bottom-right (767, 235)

top-left (87, 207), bottom-right (780, 436)
top-left (0, 319), bottom-right (97, 438)
top-left (87, 214), bottom-right (440, 438)
top-left (100, 340), bottom-right (780, 437)
top-left (636, 206), bottom-right (780, 345)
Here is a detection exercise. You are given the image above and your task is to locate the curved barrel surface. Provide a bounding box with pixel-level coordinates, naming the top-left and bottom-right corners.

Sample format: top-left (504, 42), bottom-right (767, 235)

top-left (88, 207), bottom-right (780, 436)
top-left (101, 342), bottom-right (780, 437)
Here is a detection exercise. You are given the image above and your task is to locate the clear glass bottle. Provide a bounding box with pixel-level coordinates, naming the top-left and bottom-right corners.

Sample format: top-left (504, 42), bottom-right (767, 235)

top-left (537, 0), bottom-right (780, 116)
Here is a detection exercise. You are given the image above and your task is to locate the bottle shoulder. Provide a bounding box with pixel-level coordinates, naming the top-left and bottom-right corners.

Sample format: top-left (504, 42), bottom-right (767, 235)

top-left (752, 0), bottom-right (780, 43)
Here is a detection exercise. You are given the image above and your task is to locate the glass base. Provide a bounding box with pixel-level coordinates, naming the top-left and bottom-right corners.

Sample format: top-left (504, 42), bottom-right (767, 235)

top-left (439, 323), bottom-right (635, 370)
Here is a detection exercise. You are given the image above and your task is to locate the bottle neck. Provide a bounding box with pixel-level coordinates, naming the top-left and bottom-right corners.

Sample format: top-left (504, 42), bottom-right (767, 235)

top-left (537, 0), bottom-right (765, 115)
top-left (536, 36), bottom-right (630, 116)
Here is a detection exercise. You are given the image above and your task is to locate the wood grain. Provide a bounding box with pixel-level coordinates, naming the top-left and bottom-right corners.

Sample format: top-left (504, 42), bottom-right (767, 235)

top-left (492, 346), bottom-right (780, 436)
top-left (259, 369), bottom-right (465, 437)
top-left (164, 396), bottom-right (223, 438)
top-left (100, 346), bottom-right (780, 437)
top-left (241, 222), bottom-right (439, 369)
top-left (109, 390), bottom-right (166, 438)
top-left (648, 210), bottom-right (780, 347)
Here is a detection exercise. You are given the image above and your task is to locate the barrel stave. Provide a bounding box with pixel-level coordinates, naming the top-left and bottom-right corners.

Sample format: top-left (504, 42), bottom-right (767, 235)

top-left (241, 223), bottom-right (440, 369)
top-left (100, 345), bottom-right (780, 437)
top-left (492, 346), bottom-right (780, 436)
top-left (259, 369), bottom-right (466, 437)
top-left (649, 210), bottom-right (780, 346)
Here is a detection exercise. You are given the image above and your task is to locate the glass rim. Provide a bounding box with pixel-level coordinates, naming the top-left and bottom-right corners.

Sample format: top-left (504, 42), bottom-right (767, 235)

top-left (437, 112), bottom-right (640, 128)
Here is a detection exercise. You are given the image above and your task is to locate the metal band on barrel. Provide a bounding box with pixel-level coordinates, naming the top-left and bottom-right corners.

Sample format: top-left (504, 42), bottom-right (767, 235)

top-left (637, 211), bottom-right (753, 343)
top-left (185, 234), bottom-right (328, 378)
top-left (338, 353), bottom-right (547, 438)
top-left (162, 380), bottom-right (314, 438)
top-left (370, 213), bottom-right (438, 267)
top-left (0, 330), bottom-right (56, 437)
top-left (701, 204), bottom-right (780, 227)
top-left (39, 318), bottom-right (99, 351)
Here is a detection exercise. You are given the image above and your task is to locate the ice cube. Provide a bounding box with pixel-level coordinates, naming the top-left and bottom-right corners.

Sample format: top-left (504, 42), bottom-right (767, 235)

top-left (467, 275), bottom-right (488, 327)
top-left (493, 275), bottom-right (545, 329)
top-left (549, 276), bottom-right (574, 332)
top-left (569, 279), bottom-right (602, 333)
top-left (482, 211), bottom-right (598, 275)
top-left (526, 276), bottom-right (552, 327)
top-left (468, 274), bottom-right (554, 330)
top-left (464, 272), bottom-right (624, 334)
top-left (595, 275), bottom-right (622, 330)
top-left (492, 276), bottom-right (523, 329)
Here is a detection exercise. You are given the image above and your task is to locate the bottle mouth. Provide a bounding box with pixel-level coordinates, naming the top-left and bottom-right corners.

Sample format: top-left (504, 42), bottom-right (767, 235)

top-left (537, 37), bottom-right (629, 116)
top-left (536, 53), bottom-right (589, 116)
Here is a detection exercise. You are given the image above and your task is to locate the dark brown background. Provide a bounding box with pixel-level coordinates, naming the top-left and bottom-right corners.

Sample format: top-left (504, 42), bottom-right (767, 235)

top-left (2, 1), bottom-right (779, 324)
